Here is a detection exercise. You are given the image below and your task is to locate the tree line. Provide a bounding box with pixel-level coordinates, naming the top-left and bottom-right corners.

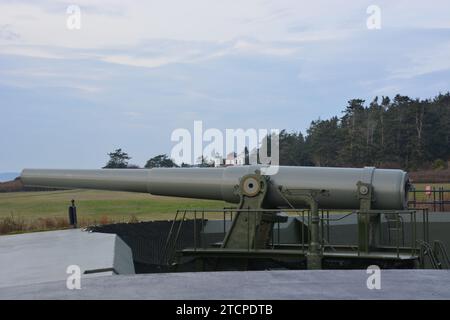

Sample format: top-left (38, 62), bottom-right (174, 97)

top-left (298, 93), bottom-right (450, 170)
top-left (104, 92), bottom-right (450, 171)
top-left (103, 149), bottom-right (179, 169)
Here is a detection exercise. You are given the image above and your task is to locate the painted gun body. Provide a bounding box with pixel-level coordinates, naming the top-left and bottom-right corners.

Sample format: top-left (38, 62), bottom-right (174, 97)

top-left (21, 166), bottom-right (409, 210)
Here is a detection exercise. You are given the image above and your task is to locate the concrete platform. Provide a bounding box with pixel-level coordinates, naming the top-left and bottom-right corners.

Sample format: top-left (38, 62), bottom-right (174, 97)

top-left (0, 229), bottom-right (135, 289)
top-left (1, 270), bottom-right (449, 300)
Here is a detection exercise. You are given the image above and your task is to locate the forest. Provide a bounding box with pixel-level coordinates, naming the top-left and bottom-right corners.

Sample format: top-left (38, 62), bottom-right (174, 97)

top-left (277, 93), bottom-right (450, 171)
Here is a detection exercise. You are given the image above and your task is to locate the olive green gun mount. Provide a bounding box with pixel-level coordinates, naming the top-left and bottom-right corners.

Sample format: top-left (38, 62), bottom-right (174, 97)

top-left (204, 169), bottom-right (379, 270)
top-left (168, 167), bottom-right (417, 271)
top-left (173, 168), bottom-right (402, 271)
top-left (221, 170), bottom-right (274, 250)
top-left (220, 169), bottom-right (325, 270)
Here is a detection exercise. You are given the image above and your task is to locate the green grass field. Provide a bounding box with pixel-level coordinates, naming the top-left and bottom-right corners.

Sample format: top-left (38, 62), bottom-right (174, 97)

top-left (0, 189), bottom-right (227, 223)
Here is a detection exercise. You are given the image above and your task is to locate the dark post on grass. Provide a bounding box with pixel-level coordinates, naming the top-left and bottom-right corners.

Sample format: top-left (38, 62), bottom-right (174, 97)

top-left (68, 199), bottom-right (78, 228)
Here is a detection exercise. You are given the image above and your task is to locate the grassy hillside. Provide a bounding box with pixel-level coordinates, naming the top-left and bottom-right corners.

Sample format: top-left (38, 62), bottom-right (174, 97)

top-left (0, 189), bottom-right (226, 220)
top-left (0, 189), bottom-right (227, 234)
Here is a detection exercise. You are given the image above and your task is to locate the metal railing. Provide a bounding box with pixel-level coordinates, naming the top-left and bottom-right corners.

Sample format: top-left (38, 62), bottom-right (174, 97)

top-left (320, 209), bottom-right (428, 258)
top-left (162, 208), bottom-right (429, 265)
top-left (162, 208), bottom-right (312, 264)
top-left (408, 187), bottom-right (450, 212)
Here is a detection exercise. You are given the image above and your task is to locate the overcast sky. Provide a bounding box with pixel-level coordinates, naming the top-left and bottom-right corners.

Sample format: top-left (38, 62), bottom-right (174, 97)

top-left (1, 0), bottom-right (450, 171)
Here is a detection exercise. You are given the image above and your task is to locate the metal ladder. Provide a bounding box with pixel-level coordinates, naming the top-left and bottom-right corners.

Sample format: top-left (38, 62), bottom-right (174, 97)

top-left (433, 240), bottom-right (450, 269)
top-left (161, 210), bottom-right (187, 265)
top-left (418, 240), bottom-right (450, 269)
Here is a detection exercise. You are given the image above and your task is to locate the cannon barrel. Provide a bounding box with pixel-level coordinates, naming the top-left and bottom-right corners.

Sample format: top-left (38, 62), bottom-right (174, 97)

top-left (20, 166), bottom-right (410, 210)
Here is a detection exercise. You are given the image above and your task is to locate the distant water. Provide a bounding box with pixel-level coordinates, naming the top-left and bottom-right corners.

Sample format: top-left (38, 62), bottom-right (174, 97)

top-left (0, 172), bottom-right (20, 182)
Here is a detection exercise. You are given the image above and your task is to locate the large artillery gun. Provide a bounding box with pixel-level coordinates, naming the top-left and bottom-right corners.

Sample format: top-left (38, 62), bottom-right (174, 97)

top-left (22, 165), bottom-right (438, 270)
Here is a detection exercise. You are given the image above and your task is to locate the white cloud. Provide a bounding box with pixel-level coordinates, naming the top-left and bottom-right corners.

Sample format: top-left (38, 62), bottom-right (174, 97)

top-left (231, 39), bottom-right (298, 56)
top-left (0, 37), bottom-right (304, 70)
top-left (0, 1), bottom-right (374, 48)
top-left (389, 42), bottom-right (450, 79)
top-left (0, 45), bottom-right (65, 59)
top-left (2, 0), bottom-right (450, 71)
top-left (100, 54), bottom-right (175, 68)
top-left (64, 84), bottom-right (102, 93)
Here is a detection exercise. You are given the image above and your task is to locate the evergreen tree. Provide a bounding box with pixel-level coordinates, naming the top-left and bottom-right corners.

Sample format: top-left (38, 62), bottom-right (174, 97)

top-left (145, 154), bottom-right (178, 168)
top-left (103, 148), bottom-right (131, 169)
